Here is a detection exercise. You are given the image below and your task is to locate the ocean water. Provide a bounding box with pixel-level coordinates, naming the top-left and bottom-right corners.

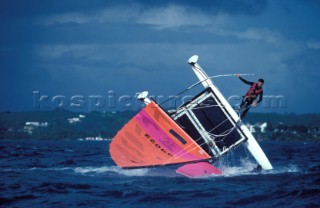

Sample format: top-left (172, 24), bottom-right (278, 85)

top-left (1, 140), bottom-right (319, 208)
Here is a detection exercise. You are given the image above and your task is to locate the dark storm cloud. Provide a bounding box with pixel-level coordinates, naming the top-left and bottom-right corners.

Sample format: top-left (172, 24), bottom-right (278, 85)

top-left (1, 0), bottom-right (267, 20)
top-left (0, 0), bottom-right (113, 19)
top-left (134, 0), bottom-right (268, 15)
top-left (1, 0), bottom-right (320, 113)
top-left (0, 0), bottom-right (268, 46)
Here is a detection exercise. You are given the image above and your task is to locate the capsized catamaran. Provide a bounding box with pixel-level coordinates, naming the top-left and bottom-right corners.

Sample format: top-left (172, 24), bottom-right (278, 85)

top-left (109, 55), bottom-right (272, 178)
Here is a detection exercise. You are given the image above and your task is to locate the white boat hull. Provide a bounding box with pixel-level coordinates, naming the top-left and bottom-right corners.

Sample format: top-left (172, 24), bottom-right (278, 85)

top-left (188, 55), bottom-right (273, 170)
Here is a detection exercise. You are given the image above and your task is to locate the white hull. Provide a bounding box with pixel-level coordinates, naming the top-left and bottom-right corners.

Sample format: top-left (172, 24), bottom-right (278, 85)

top-left (188, 55), bottom-right (273, 170)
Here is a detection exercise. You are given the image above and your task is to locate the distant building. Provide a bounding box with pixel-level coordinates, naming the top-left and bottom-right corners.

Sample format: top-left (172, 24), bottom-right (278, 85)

top-left (25, 122), bottom-right (48, 127)
top-left (23, 126), bottom-right (34, 134)
top-left (258, 122), bottom-right (267, 133)
top-left (23, 121), bottom-right (48, 134)
top-left (68, 114), bottom-right (86, 124)
top-left (245, 122), bottom-right (268, 133)
top-left (68, 118), bottom-right (80, 124)
top-left (246, 123), bottom-right (256, 133)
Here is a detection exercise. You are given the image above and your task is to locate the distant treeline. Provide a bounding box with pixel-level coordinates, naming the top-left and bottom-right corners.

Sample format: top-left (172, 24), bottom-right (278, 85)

top-left (245, 112), bottom-right (320, 127)
top-left (0, 109), bottom-right (135, 140)
top-left (0, 109), bottom-right (319, 141)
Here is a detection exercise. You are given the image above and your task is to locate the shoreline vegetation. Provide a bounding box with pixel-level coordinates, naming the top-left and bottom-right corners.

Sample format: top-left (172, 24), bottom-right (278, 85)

top-left (0, 109), bottom-right (319, 141)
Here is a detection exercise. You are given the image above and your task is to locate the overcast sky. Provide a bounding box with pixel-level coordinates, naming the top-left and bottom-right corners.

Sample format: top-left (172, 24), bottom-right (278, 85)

top-left (1, 0), bottom-right (320, 113)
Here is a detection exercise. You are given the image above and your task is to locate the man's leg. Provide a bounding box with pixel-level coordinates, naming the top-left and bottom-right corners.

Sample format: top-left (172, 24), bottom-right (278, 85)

top-left (240, 100), bottom-right (253, 119)
top-left (240, 108), bottom-right (250, 119)
top-left (240, 97), bottom-right (247, 109)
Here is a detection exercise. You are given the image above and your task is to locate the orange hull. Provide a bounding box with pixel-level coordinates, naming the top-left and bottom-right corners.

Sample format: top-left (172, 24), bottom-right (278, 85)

top-left (110, 101), bottom-right (210, 168)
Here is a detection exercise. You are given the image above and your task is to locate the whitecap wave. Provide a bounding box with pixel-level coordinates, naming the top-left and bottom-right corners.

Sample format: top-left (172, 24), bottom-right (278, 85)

top-left (73, 166), bottom-right (149, 176)
top-left (214, 158), bottom-right (260, 177)
top-left (211, 159), bottom-right (302, 177)
top-left (268, 164), bottom-right (302, 174)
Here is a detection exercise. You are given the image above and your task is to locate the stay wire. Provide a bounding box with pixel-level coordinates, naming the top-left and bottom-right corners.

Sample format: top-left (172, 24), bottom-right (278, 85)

top-left (160, 73), bottom-right (254, 106)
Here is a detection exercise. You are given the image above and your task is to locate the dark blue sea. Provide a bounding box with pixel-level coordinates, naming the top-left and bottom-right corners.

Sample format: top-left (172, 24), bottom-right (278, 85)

top-left (1, 140), bottom-right (319, 208)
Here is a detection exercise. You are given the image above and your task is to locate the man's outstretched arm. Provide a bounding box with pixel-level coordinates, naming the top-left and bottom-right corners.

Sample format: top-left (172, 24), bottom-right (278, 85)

top-left (236, 74), bottom-right (254, 85)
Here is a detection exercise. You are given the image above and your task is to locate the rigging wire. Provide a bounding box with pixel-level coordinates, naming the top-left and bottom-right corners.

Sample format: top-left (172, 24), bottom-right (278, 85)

top-left (161, 117), bottom-right (238, 166)
top-left (178, 103), bottom-right (224, 111)
top-left (161, 116), bottom-right (229, 165)
top-left (242, 142), bottom-right (250, 159)
top-left (160, 73), bottom-right (254, 106)
top-left (161, 140), bottom-right (209, 166)
top-left (160, 73), bottom-right (255, 166)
